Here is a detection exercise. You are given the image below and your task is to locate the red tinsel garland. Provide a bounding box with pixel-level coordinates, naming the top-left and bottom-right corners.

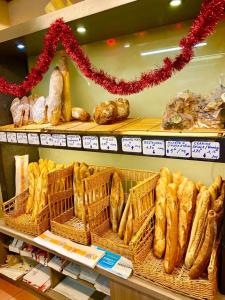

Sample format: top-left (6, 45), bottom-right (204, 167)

top-left (0, 0), bottom-right (225, 97)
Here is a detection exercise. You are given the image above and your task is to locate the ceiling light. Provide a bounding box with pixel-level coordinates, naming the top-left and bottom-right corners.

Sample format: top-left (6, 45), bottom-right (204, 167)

top-left (170, 0), bottom-right (182, 7)
top-left (140, 42), bottom-right (207, 56)
top-left (77, 26), bottom-right (86, 33)
top-left (16, 43), bottom-right (25, 50)
top-left (124, 43), bottom-right (130, 48)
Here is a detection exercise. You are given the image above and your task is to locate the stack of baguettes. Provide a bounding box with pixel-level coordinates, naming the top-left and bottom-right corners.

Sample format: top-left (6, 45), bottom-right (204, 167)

top-left (153, 167), bottom-right (224, 279)
top-left (25, 159), bottom-right (68, 223)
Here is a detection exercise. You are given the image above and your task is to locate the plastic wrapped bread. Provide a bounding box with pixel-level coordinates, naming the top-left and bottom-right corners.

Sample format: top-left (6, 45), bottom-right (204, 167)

top-left (31, 96), bottom-right (47, 124)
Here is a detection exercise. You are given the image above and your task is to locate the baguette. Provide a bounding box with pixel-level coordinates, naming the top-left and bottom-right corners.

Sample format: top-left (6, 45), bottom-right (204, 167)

top-left (160, 167), bottom-right (172, 185)
top-left (110, 172), bottom-right (121, 232)
top-left (118, 195), bottom-right (131, 239)
top-left (177, 177), bottom-right (188, 202)
top-left (124, 203), bottom-right (133, 245)
top-left (196, 181), bottom-right (204, 192)
top-left (172, 171), bottom-right (183, 186)
top-left (176, 180), bottom-right (197, 266)
top-left (153, 177), bottom-right (167, 258)
top-left (189, 210), bottom-right (217, 279)
top-left (164, 183), bottom-right (178, 274)
top-left (185, 189), bottom-right (210, 268)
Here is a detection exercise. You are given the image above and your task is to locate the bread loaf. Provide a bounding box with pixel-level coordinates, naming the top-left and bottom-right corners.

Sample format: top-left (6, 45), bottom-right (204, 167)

top-left (72, 107), bottom-right (90, 121)
top-left (32, 96), bottom-right (47, 124)
top-left (10, 98), bottom-right (24, 127)
top-left (118, 195), bottom-right (131, 239)
top-left (114, 98), bottom-right (129, 121)
top-left (153, 177), bottom-right (167, 258)
top-left (172, 171), bottom-right (183, 186)
top-left (160, 167), bottom-right (172, 185)
top-left (185, 189), bottom-right (210, 268)
top-left (93, 101), bottom-right (117, 125)
top-left (177, 177), bottom-right (188, 202)
top-left (176, 180), bottom-right (197, 266)
top-left (164, 183), bottom-right (178, 274)
top-left (124, 203), bottom-right (133, 245)
top-left (189, 210), bottom-right (217, 279)
top-left (110, 172), bottom-right (121, 232)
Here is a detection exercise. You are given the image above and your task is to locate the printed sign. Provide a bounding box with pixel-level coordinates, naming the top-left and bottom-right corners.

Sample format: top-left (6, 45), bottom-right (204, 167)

top-left (143, 140), bottom-right (165, 156)
top-left (52, 134), bottom-right (66, 147)
top-left (0, 132), bottom-right (7, 142)
top-left (40, 134), bottom-right (53, 146)
top-left (28, 133), bottom-right (40, 145)
top-left (192, 141), bottom-right (220, 160)
top-left (83, 136), bottom-right (99, 150)
top-left (166, 140), bottom-right (191, 158)
top-left (7, 132), bottom-right (17, 143)
top-left (17, 133), bottom-right (28, 144)
top-left (100, 136), bottom-right (118, 151)
top-left (122, 137), bottom-right (142, 153)
top-left (67, 135), bottom-right (82, 148)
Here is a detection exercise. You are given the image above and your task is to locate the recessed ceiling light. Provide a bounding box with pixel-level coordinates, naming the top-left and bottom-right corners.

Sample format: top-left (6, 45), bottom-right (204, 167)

top-left (170, 0), bottom-right (182, 7)
top-left (16, 43), bottom-right (25, 50)
top-left (124, 43), bottom-right (130, 48)
top-left (77, 26), bottom-right (86, 33)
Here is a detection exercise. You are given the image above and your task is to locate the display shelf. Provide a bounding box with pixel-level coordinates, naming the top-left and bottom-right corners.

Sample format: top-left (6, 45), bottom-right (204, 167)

top-left (0, 219), bottom-right (224, 300)
top-left (0, 118), bottom-right (224, 163)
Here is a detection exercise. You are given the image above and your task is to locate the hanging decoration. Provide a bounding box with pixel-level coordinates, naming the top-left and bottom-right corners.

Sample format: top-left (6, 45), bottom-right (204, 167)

top-left (0, 0), bottom-right (225, 97)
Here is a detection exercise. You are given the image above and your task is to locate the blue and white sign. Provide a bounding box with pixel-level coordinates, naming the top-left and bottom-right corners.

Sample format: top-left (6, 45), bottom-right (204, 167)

top-left (40, 134), bottom-right (53, 146)
top-left (7, 132), bottom-right (17, 143)
top-left (17, 133), bottom-right (28, 144)
top-left (122, 137), bottom-right (142, 153)
top-left (166, 140), bottom-right (191, 158)
top-left (143, 140), bottom-right (165, 156)
top-left (83, 136), bottom-right (99, 150)
top-left (52, 134), bottom-right (66, 147)
top-left (192, 141), bottom-right (220, 160)
top-left (28, 133), bottom-right (40, 145)
top-left (100, 136), bottom-right (118, 151)
top-left (0, 132), bottom-right (7, 142)
top-left (67, 135), bottom-right (82, 148)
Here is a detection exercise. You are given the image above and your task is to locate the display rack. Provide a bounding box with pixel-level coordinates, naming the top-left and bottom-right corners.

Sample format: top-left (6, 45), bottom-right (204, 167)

top-left (0, 118), bottom-right (224, 162)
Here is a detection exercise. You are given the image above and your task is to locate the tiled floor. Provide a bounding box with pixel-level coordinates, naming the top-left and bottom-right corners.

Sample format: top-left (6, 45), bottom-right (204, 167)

top-left (0, 278), bottom-right (41, 300)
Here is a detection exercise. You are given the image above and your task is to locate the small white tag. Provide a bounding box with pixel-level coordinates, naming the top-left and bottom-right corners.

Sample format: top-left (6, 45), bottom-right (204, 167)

top-left (0, 132), bottom-right (7, 142)
top-left (166, 140), bottom-right (191, 158)
top-left (28, 133), bottom-right (40, 145)
top-left (83, 136), bottom-right (99, 150)
top-left (52, 134), bottom-right (66, 147)
top-left (143, 140), bottom-right (165, 156)
top-left (192, 141), bottom-right (220, 160)
top-left (40, 134), bottom-right (53, 146)
top-left (17, 133), bottom-right (28, 144)
top-left (7, 132), bottom-right (17, 143)
top-left (100, 136), bottom-right (118, 151)
top-left (122, 137), bottom-right (142, 153)
top-left (67, 135), bottom-right (82, 148)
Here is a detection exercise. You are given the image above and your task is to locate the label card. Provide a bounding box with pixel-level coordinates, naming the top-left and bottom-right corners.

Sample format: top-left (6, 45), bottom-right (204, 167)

top-left (52, 134), bottom-right (67, 147)
top-left (83, 136), bottom-right (99, 150)
top-left (7, 132), bottom-right (17, 143)
top-left (100, 136), bottom-right (118, 151)
top-left (0, 132), bottom-right (7, 142)
top-left (28, 133), bottom-right (40, 145)
top-left (166, 140), bottom-right (191, 158)
top-left (40, 134), bottom-right (53, 146)
top-left (17, 133), bottom-right (28, 144)
top-left (67, 135), bottom-right (82, 148)
top-left (122, 137), bottom-right (142, 153)
top-left (192, 141), bottom-right (220, 160)
top-left (143, 140), bottom-right (165, 156)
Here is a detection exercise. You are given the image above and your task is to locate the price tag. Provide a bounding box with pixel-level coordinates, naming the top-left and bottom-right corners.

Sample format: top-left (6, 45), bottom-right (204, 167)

top-left (166, 140), bottom-right (191, 158)
top-left (67, 135), bottom-right (82, 148)
top-left (40, 134), bottom-right (53, 146)
top-left (122, 137), bottom-right (142, 153)
top-left (100, 136), bottom-right (118, 151)
top-left (7, 132), bottom-right (17, 143)
top-left (143, 140), bottom-right (165, 156)
top-left (52, 134), bottom-right (66, 147)
top-left (28, 133), bottom-right (40, 145)
top-left (16, 133), bottom-right (28, 144)
top-left (83, 136), bottom-right (99, 150)
top-left (0, 132), bottom-right (7, 142)
top-left (192, 141), bottom-right (220, 160)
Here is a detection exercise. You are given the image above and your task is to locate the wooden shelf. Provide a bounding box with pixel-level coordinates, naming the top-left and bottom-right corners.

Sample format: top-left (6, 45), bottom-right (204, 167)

top-left (0, 219), bottom-right (224, 300)
top-left (0, 118), bottom-right (224, 163)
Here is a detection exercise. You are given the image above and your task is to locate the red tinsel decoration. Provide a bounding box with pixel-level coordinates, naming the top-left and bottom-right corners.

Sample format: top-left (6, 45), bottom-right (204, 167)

top-left (0, 0), bottom-right (225, 97)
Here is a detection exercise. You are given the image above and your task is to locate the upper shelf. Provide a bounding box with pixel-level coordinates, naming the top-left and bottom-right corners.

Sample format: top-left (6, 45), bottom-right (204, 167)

top-left (0, 118), bottom-right (224, 163)
top-left (0, 0), bottom-right (202, 56)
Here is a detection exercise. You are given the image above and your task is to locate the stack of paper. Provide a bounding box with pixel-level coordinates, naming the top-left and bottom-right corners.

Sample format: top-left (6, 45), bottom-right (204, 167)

top-left (9, 239), bottom-right (24, 253)
top-left (94, 275), bottom-right (110, 296)
top-left (79, 266), bottom-right (99, 284)
top-left (62, 262), bottom-right (81, 280)
top-left (48, 256), bottom-right (66, 272)
top-left (53, 277), bottom-right (95, 300)
top-left (0, 264), bottom-right (28, 281)
top-left (23, 264), bottom-right (51, 292)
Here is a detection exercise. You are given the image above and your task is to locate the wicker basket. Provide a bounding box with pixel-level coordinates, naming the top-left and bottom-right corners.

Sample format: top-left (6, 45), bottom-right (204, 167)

top-left (132, 208), bottom-right (221, 300)
top-left (86, 168), bottom-right (159, 259)
top-left (47, 165), bottom-right (91, 245)
top-left (3, 190), bottom-right (50, 236)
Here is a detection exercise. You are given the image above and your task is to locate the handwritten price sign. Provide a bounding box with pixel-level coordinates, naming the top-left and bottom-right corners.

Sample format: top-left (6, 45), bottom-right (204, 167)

top-left (67, 135), bottom-right (82, 148)
top-left (100, 136), bottom-right (118, 151)
top-left (122, 137), bottom-right (142, 153)
top-left (83, 136), bottom-right (99, 150)
top-left (166, 141), bottom-right (191, 158)
top-left (28, 133), bottom-right (40, 145)
top-left (143, 140), bottom-right (165, 156)
top-left (192, 141), bottom-right (220, 160)
top-left (0, 132), bottom-right (7, 142)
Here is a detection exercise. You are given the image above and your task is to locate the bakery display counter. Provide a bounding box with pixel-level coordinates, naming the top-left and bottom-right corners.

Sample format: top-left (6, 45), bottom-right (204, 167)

top-left (0, 118), bottom-right (224, 163)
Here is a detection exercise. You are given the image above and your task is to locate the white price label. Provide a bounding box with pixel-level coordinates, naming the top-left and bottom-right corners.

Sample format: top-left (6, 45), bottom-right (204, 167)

top-left (192, 141), bottom-right (220, 160)
top-left (7, 132), bottom-right (17, 143)
top-left (166, 140), bottom-right (191, 158)
top-left (52, 134), bottom-right (66, 147)
top-left (143, 140), bottom-right (165, 156)
top-left (67, 135), bottom-right (82, 148)
top-left (16, 133), bottom-right (28, 144)
top-left (0, 132), bottom-right (7, 142)
top-left (28, 133), bottom-right (40, 145)
top-left (40, 134), bottom-right (53, 146)
top-left (83, 136), bottom-right (99, 150)
top-left (100, 136), bottom-right (118, 151)
top-left (122, 137), bottom-right (142, 153)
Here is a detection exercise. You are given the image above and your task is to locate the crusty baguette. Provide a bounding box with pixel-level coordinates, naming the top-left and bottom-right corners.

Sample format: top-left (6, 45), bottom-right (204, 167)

top-left (164, 183), bottom-right (178, 274)
top-left (110, 172), bottom-right (121, 232)
top-left (185, 189), bottom-right (210, 268)
top-left (160, 167), bottom-right (172, 185)
top-left (118, 195), bottom-right (131, 239)
top-left (153, 177), bottom-right (167, 258)
top-left (177, 177), bottom-right (188, 202)
top-left (196, 181), bottom-right (204, 192)
top-left (176, 180), bottom-right (197, 266)
top-left (189, 210), bottom-right (217, 279)
top-left (124, 203), bottom-right (133, 245)
top-left (172, 171), bottom-right (183, 186)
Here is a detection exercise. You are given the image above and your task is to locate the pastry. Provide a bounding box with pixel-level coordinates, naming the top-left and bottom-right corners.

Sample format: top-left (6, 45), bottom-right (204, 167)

top-left (72, 107), bottom-right (90, 121)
